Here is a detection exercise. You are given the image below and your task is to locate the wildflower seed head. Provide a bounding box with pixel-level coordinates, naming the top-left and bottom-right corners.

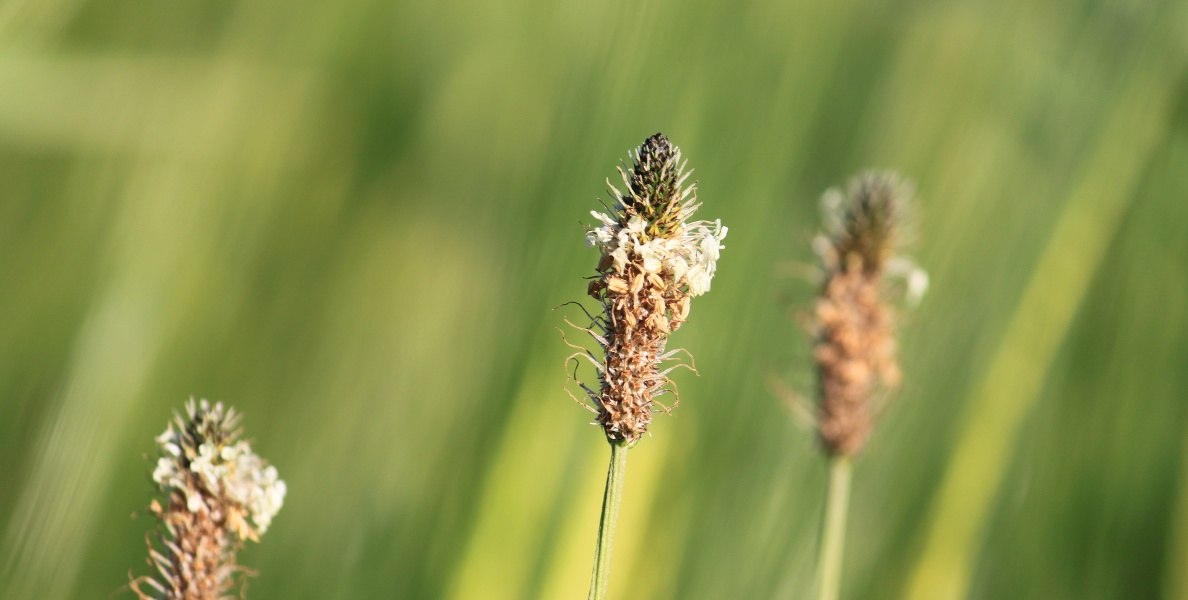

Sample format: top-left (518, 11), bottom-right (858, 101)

top-left (134, 398), bottom-right (285, 600)
top-left (813, 171), bottom-right (920, 457)
top-left (579, 134), bottom-right (727, 444)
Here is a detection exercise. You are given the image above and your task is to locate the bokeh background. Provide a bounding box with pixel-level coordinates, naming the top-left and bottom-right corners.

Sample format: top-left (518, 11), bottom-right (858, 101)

top-left (2, 0), bottom-right (1187, 598)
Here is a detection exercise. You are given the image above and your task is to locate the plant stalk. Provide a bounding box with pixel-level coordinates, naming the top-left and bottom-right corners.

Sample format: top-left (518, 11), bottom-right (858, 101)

top-left (816, 455), bottom-right (853, 600)
top-left (588, 441), bottom-right (629, 600)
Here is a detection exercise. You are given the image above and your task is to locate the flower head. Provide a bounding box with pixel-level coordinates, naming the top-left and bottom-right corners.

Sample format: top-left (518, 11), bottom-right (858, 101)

top-left (586, 134), bottom-right (727, 299)
top-left (812, 171), bottom-right (924, 457)
top-left (133, 398), bottom-right (285, 599)
top-left (576, 133), bottom-right (727, 444)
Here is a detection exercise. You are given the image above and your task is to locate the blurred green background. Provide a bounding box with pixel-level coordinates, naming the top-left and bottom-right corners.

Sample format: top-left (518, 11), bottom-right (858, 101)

top-left (2, 0), bottom-right (1187, 598)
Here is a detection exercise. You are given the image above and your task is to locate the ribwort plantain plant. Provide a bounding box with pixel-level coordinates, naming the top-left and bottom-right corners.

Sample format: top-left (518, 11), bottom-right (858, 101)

top-left (566, 133), bottom-right (726, 600)
top-left (130, 399), bottom-right (286, 600)
top-left (807, 172), bottom-right (925, 600)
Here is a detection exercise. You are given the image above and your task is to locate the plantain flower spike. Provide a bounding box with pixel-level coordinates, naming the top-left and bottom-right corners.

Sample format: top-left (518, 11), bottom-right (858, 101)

top-left (813, 171), bottom-right (926, 457)
top-left (132, 398), bottom-right (286, 600)
top-left (582, 133), bottom-right (727, 444)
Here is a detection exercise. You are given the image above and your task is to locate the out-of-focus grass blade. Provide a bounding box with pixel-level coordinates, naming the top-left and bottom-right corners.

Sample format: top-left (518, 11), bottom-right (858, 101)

top-left (903, 44), bottom-right (1182, 600)
top-left (1168, 431), bottom-right (1188, 600)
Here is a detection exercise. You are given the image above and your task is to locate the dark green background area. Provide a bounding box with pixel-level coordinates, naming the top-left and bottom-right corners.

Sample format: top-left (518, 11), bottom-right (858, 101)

top-left (1, 0), bottom-right (1186, 598)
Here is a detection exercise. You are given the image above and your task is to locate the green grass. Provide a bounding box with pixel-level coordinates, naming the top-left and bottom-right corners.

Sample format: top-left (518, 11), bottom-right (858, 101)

top-left (1, 0), bottom-right (1187, 598)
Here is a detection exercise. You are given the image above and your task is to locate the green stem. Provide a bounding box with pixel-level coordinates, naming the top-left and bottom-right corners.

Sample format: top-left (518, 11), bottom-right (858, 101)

top-left (588, 441), bottom-right (629, 600)
top-left (816, 455), bottom-right (853, 600)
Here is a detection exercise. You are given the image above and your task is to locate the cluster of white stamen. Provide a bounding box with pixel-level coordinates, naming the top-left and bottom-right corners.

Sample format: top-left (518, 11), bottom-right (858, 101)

top-left (586, 213), bottom-right (727, 296)
top-left (152, 401), bottom-right (287, 537)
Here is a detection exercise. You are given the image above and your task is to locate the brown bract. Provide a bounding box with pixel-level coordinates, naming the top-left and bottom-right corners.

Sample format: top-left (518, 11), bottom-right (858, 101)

top-left (814, 264), bottom-right (900, 457)
top-left (131, 491), bottom-right (247, 600)
top-left (589, 251), bottom-right (691, 444)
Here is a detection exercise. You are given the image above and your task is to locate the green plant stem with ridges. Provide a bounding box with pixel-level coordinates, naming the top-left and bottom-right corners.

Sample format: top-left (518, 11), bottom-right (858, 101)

top-left (817, 455), bottom-right (852, 600)
top-left (588, 440), bottom-right (629, 600)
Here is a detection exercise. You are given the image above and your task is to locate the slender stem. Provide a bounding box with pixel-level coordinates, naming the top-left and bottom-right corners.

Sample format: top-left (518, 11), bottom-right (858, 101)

top-left (588, 441), bottom-right (629, 600)
top-left (816, 455), bottom-right (853, 600)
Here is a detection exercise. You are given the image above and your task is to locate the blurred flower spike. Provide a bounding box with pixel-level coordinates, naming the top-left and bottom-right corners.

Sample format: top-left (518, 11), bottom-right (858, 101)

top-left (132, 398), bottom-right (285, 600)
top-left (813, 171), bottom-right (926, 457)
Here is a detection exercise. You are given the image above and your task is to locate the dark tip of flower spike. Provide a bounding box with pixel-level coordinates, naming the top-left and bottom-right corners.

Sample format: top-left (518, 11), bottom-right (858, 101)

top-left (829, 171), bottom-right (912, 273)
top-left (637, 133), bottom-right (674, 165)
top-left (620, 132), bottom-right (687, 239)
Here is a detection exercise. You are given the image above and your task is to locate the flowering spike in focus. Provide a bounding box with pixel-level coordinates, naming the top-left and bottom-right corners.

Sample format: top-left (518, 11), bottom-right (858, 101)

top-left (582, 133), bottom-right (727, 444)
